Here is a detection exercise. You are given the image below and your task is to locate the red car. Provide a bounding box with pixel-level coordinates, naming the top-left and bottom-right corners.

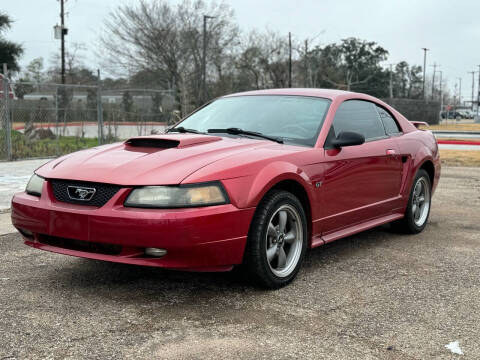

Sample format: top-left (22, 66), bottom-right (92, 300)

top-left (11, 89), bottom-right (440, 288)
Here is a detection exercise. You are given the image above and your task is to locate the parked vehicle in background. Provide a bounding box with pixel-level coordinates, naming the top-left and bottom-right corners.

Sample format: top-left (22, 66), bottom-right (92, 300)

top-left (441, 110), bottom-right (465, 120)
top-left (11, 89), bottom-right (441, 288)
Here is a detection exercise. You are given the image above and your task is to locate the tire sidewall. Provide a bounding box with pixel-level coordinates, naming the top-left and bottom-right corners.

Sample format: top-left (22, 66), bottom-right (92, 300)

top-left (405, 169), bottom-right (432, 233)
top-left (248, 191), bottom-right (308, 287)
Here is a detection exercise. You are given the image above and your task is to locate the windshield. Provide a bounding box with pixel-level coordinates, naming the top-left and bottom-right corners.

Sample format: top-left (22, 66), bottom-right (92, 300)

top-left (175, 95), bottom-right (331, 147)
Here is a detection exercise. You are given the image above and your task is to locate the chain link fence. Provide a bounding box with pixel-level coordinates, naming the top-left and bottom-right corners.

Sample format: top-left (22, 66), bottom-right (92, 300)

top-left (0, 77), bottom-right (178, 161)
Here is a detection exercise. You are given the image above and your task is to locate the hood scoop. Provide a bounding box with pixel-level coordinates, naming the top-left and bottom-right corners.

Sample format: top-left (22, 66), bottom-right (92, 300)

top-left (125, 134), bottom-right (222, 149)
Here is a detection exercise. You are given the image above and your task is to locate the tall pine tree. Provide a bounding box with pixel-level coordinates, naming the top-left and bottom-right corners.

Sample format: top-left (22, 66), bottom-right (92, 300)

top-left (0, 12), bottom-right (23, 72)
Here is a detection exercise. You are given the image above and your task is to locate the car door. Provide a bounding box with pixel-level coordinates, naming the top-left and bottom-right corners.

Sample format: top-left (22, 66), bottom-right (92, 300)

top-left (320, 100), bottom-right (403, 236)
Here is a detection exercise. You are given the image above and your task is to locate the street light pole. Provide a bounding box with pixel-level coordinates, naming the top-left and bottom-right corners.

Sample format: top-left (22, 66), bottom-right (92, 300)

top-left (421, 48), bottom-right (429, 100)
top-left (202, 15), bottom-right (215, 104)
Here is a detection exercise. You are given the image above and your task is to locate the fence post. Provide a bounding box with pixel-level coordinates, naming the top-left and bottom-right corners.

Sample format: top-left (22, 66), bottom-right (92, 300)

top-left (2, 63), bottom-right (12, 160)
top-left (97, 69), bottom-right (104, 145)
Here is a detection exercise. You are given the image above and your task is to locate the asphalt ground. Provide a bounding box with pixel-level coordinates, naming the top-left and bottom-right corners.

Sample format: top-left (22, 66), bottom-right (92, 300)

top-left (0, 166), bottom-right (479, 359)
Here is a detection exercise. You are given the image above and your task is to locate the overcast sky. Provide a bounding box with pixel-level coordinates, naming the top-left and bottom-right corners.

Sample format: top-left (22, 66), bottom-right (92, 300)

top-left (3, 0), bottom-right (480, 99)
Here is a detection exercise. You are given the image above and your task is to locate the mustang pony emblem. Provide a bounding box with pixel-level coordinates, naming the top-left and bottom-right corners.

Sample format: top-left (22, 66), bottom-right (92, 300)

top-left (67, 186), bottom-right (96, 201)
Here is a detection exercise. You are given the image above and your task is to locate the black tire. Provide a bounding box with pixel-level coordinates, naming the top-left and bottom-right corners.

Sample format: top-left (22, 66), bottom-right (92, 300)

top-left (391, 169), bottom-right (432, 234)
top-left (244, 190), bottom-right (308, 289)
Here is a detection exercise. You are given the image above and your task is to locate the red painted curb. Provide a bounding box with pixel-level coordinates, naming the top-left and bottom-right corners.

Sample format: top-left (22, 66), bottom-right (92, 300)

top-left (437, 140), bottom-right (480, 146)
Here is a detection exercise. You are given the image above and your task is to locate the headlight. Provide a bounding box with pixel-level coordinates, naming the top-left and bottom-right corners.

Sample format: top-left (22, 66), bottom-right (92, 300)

top-left (26, 174), bottom-right (45, 196)
top-left (124, 182), bottom-right (229, 208)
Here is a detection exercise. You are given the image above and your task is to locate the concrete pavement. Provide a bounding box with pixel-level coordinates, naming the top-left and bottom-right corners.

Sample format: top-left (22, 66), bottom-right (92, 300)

top-left (0, 158), bottom-right (51, 211)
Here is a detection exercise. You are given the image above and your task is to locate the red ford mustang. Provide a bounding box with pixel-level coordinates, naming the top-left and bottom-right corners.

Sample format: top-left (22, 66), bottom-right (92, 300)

top-left (11, 89), bottom-right (440, 288)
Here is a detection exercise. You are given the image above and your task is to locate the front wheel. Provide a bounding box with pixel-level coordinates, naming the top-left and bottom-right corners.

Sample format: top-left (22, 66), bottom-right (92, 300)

top-left (392, 169), bottom-right (431, 234)
top-left (244, 190), bottom-right (307, 289)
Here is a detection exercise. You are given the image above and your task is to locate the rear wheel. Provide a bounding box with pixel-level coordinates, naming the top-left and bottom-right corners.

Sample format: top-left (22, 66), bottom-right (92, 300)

top-left (392, 169), bottom-right (431, 234)
top-left (244, 190), bottom-right (307, 288)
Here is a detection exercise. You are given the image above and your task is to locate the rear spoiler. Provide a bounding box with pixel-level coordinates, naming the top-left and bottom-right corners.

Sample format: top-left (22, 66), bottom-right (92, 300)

top-left (410, 121), bottom-right (429, 129)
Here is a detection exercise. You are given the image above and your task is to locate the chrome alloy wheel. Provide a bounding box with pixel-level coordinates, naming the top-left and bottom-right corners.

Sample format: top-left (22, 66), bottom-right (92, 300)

top-left (265, 204), bottom-right (303, 278)
top-left (412, 177), bottom-right (431, 227)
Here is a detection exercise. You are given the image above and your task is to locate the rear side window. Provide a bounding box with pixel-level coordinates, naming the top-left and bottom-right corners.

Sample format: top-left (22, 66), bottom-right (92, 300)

top-left (329, 100), bottom-right (386, 142)
top-left (376, 105), bottom-right (401, 135)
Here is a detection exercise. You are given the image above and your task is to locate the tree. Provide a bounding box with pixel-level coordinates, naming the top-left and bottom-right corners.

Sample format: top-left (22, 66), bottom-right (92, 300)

top-left (308, 38), bottom-right (389, 97)
top-left (100, 0), bottom-right (239, 113)
top-left (392, 61), bottom-right (423, 99)
top-left (236, 30), bottom-right (292, 90)
top-left (49, 43), bottom-right (96, 84)
top-left (14, 58), bottom-right (46, 99)
top-left (0, 12), bottom-right (23, 72)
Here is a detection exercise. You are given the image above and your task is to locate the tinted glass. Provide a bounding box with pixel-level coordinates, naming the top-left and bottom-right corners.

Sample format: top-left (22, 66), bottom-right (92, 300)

top-left (176, 95), bottom-right (331, 147)
top-left (376, 105), bottom-right (401, 135)
top-left (330, 100), bottom-right (386, 141)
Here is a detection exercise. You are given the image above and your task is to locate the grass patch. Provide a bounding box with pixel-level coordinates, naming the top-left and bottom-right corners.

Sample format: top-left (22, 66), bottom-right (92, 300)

top-left (440, 149), bottom-right (480, 167)
top-left (1, 129), bottom-right (104, 160)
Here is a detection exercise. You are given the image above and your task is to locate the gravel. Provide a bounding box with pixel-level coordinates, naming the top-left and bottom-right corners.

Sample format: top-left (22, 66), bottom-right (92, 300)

top-left (1, 166), bottom-right (479, 359)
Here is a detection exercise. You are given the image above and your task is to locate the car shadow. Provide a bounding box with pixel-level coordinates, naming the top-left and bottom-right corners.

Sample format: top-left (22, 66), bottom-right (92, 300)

top-left (44, 224), bottom-right (404, 300)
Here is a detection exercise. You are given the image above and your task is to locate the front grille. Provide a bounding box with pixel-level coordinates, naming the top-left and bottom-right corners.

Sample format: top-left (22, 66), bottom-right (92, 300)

top-left (39, 235), bottom-right (122, 255)
top-left (50, 179), bottom-right (121, 207)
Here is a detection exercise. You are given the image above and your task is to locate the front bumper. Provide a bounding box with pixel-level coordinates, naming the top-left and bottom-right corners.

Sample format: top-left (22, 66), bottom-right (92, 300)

top-left (11, 181), bottom-right (255, 271)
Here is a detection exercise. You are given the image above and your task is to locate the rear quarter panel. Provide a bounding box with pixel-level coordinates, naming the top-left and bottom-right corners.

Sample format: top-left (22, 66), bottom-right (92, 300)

top-left (396, 129), bottom-right (440, 205)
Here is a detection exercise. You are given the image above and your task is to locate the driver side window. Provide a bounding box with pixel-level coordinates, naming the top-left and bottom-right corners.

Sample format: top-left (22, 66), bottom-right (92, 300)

top-left (326, 100), bottom-right (387, 147)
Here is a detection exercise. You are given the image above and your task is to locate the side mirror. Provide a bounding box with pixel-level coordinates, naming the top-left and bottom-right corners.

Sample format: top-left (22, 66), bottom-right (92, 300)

top-left (331, 131), bottom-right (365, 148)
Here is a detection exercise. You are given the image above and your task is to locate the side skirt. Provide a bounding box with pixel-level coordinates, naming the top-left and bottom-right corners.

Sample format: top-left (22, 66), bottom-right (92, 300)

top-left (311, 213), bottom-right (404, 248)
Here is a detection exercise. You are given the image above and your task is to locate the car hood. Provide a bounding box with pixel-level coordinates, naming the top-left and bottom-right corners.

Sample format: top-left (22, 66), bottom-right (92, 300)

top-left (36, 134), bottom-right (277, 185)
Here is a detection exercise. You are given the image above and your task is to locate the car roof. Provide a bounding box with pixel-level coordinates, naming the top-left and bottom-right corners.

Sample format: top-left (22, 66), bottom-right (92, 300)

top-left (223, 88), bottom-right (357, 100)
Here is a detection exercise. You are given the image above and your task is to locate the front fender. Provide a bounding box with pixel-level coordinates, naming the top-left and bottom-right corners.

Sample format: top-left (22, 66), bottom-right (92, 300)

top-left (222, 161), bottom-right (315, 209)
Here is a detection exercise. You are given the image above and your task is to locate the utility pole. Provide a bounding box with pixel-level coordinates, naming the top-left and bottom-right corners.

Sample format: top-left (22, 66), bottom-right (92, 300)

top-left (60, 0), bottom-right (65, 85)
top-left (202, 15), bottom-right (214, 104)
top-left (288, 32), bottom-right (292, 88)
top-left (439, 71), bottom-right (443, 113)
top-left (457, 77), bottom-right (462, 106)
top-left (97, 69), bottom-right (104, 145)
top-left (388, 63), bottom-right (395, 99)
top-left (477, 65), bottom-right (480, 116)
top-left (304, 39), bottom-right (308, 87)
top-left (430, 63), bottom-right (439, 100)
top-left (2, 63), bottom-right (12, 160)
top-left (468, 71), bottom-right (476, 111)
top-left (421, 48), bottom-right (429, 100)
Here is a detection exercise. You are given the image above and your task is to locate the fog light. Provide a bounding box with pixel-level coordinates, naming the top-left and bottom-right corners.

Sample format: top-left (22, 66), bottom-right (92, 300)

top-left (145, 248), bottom-right (167, 257)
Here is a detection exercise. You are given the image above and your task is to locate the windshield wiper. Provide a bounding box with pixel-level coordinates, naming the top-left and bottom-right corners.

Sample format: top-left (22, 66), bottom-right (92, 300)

top-left (166, 126), bottom-right (205, 134)
top-left (207, 128), bottom-right (283, 144)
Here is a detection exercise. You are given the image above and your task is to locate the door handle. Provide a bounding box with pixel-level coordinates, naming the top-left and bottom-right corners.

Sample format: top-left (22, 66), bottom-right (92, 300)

top-left (386, 149), bottom-right (396, 156)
